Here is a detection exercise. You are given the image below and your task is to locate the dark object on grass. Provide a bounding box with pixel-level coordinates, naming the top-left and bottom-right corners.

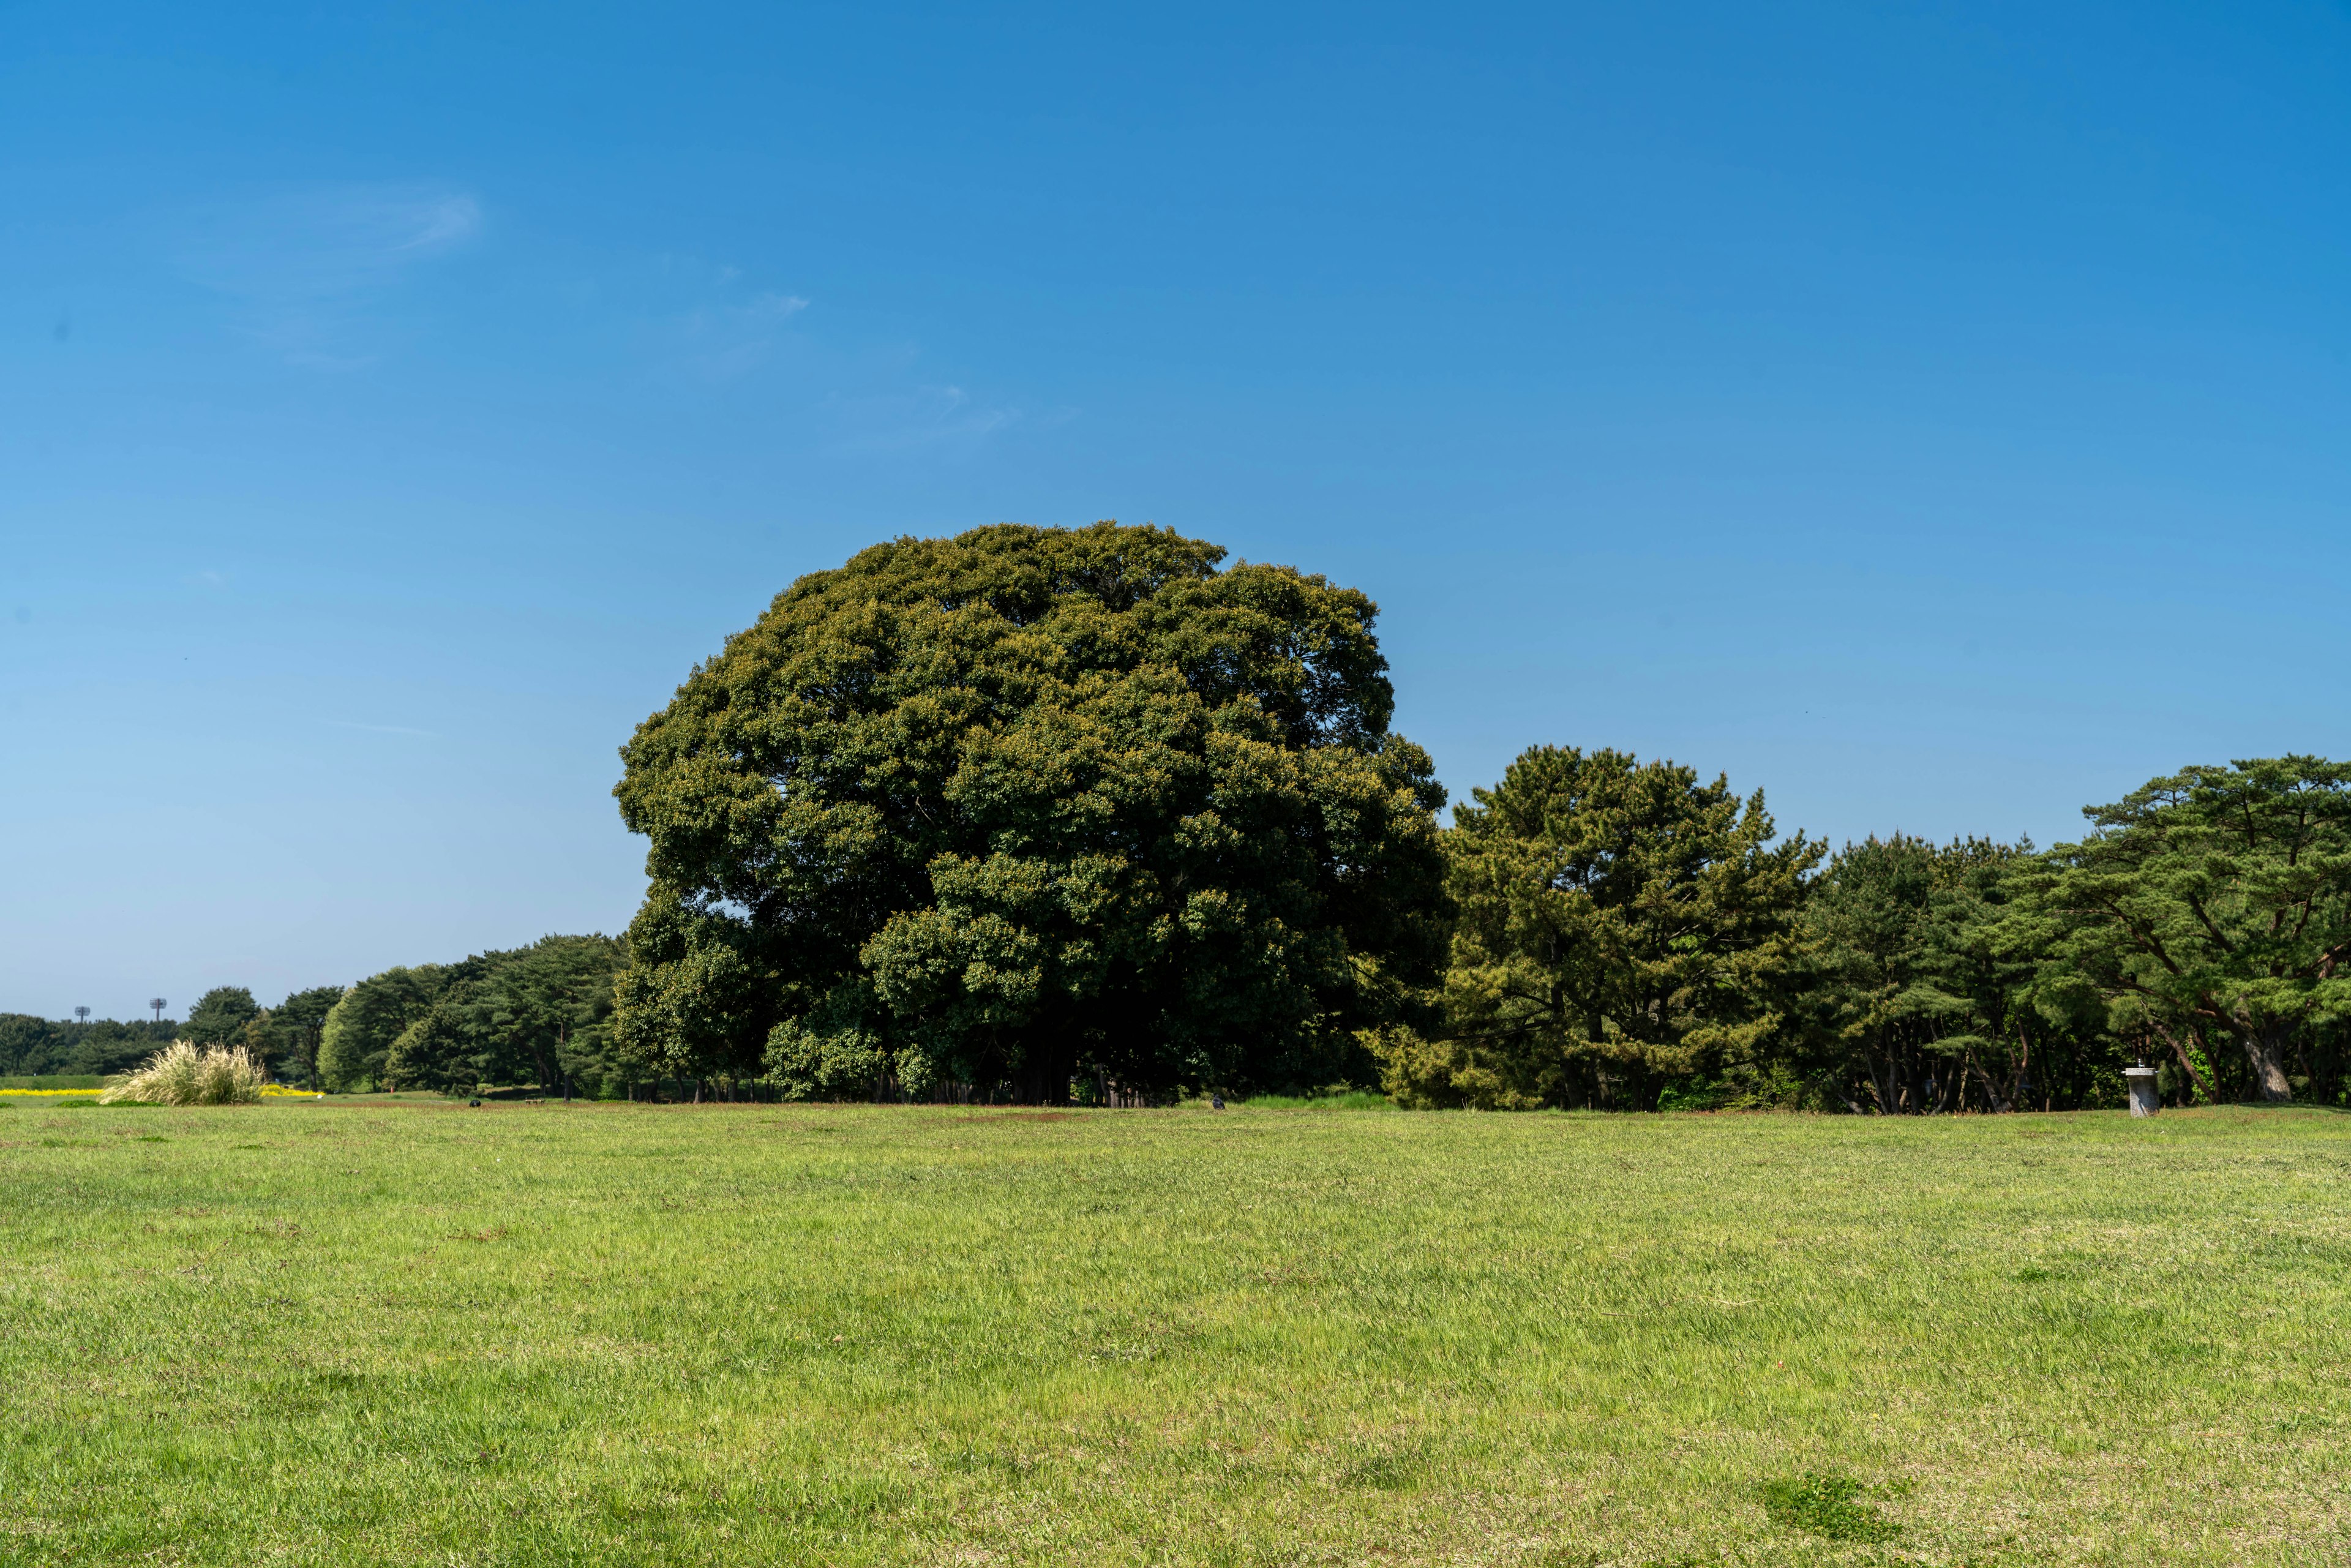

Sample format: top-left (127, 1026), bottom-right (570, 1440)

top-left (468, 1097), bottom-right (482, 1108)
top-left (1211, 1093), bottom-right (1224, 1110)
top-left (1760, 1472), bottom-right (1900, 1543)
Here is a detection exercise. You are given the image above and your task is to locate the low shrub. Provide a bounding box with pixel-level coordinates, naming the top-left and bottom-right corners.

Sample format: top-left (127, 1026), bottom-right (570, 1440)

top-left (102, 1042), bottom-right (267, 1106)
top-left (1655, 1078), bottom-right (1730, 1112)
top-left (1759, 1472), bottom-right (1900, 1542)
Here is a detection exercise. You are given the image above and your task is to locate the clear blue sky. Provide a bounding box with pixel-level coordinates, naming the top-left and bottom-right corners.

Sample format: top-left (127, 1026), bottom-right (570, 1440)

top-left (4, 2), bottom-right (2347, 1019)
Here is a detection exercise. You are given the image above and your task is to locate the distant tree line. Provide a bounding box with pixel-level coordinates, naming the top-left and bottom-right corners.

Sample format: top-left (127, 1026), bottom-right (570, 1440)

top-left (313, 934), bottom-right (626, 1096)
top-left (607, 523), bottom-right (2351, 1112)
top-left (1376, 748), bottom-right (2350, 1112)
top-left (21, 526), bottom-right (2344, 1113)
top-left (3, 936), bottom-right (628, 1097)
top-left (1, 987), bottom-right (343, 1079)
top-left (1, 1015), bottom-right (184, 1079)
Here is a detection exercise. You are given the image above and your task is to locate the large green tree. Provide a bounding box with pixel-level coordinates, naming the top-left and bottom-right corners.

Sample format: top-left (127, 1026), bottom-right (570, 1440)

top-left (182, 987), bottom-right (262, 1050)
top-left (467, 934), bottom-right (626, 1092)
top-left (309, 942), bottom-right (627, 1095)
top-left (1802, 834), bottom-right (1948, 1112)
top-left (265, 985), bottom-right (347, 1089)
top-left (1804, 835), bottom-right (2110, 1112)
top-left (318, 967), bottom-right (442, 1091)
top-left (2017, 757), bottom-right (2351, 1103)
top-left (384, 1004), bottom-right (481, 1096)
top-left (1385, 746), bottom-right (1818, 1109)
top-left (612, 521), bottom-right (1449, 1101)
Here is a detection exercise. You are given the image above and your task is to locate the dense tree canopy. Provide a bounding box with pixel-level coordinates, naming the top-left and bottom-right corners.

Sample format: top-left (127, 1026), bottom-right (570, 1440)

top-left (0, 1015), bottom-right (179, 1078)
top-left (263, 985), bottom-right (347, 1089)
top-left (114, 749), bottom-right (2329, 1112)
top-left (319, 967), bottom-right (441, 1091)
top-left (462, 934), bottom-right (626, 1093)
top-left (3, 990), bottom-right (343, 1082)
top-left (313, 937), bottom-right (626, 1093)
top-left (1382, 746), bottom-right (1818, 1109)
top-left (182, 986), bottom-right (261, 1049)
top-left (11, 511), bottom-right (2341, 1118)
top-left (2015, 757), bottom-right (2351, 1103)
top-left (385, 1004), bottom-right (478, 1096)
top-left (612, 521), bottom-right (1449, 1101)
top-left (1801, 835), bottom-right (2109, 1113)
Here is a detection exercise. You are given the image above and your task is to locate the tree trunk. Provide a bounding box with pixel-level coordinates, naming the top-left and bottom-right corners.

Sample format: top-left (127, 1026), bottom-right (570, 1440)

top-left (2151, 1021), bottom-right (2216, 1103)
top-left (1866, 1051), bottom-right (1899, 1115)
top-left (541, 1020), bottom-right (566, 1100)
top-left (2233, 1020), bottom-right (2295, 1103)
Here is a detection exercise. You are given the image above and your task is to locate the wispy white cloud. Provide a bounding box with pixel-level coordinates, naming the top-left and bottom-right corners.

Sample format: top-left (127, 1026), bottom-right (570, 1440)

top-left (174, 182), bottom-right (482, 366)
top-left (656, 259), bottom-right (812, 379)
top-left (825, 381), bottom-right (1032, 456)
top-left (631, 255), bottom-right (1044, 455)
top-left (745, 291), bottom-right (810, 325)
top-left (688, 291), bottom-right (811, 378)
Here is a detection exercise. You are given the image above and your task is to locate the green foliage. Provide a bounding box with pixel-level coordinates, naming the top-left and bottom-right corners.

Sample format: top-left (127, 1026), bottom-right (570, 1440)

top-left (384, 1004), bottom-right (480, 1096)
top-left (1758, 1472), bottom-right (1900, 1542)
top-left (1801, 833), bottom-right (2109, 1113)
top-left (319, 966), bottom-right (442, 1090)
top-left (181, 986), bottom-right (263, 1050)
top-left (31, 547), bottom-right (2338, 1117)
top-left (263, 985), bottom-right (347, 1089)
top-left (460, 934), bottom-right (628, 1094)
top-left (317, 939), bottom-right (627, 1095)
top-left (0, 1015), bottom-right (181, 1078)
top-left (2017, 757), bottom-right (2351, 1104)
top-left (3, 1000), bottom-right (346, 1086)
top-left (66, 1024), bottom-right (183, 1078)
top-left (1388, 746), bottom-right (1818, 1109)
top-left (2, 988), bottom-right (353, 1089)
top-left (613, 521), bottom-right (1449, 1100)
top-left (763, 1011), bottom-right (890, 1101)
top-left (1652, 1078), bottom-right (1728, 1112)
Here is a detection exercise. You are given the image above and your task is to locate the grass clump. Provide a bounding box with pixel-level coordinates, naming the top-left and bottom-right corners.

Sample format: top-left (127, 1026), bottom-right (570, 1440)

top-left (1760, 1471), bottom-right (1901, 1542)
top-left (100, 1041), bottom-right (266, 1106)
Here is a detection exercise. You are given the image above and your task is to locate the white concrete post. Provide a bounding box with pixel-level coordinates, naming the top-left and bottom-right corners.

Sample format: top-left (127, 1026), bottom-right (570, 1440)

top-left (2125, 1065), bottom-right (2159, 1117)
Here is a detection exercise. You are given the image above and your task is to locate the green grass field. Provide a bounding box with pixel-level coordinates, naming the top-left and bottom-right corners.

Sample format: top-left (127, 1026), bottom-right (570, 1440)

top-left (3, 1100), bottom-right (2346, 1566)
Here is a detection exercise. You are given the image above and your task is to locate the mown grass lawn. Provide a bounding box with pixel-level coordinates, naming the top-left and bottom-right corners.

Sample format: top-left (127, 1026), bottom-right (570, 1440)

top-left (2, 1099), bottom-right (2346, 1566)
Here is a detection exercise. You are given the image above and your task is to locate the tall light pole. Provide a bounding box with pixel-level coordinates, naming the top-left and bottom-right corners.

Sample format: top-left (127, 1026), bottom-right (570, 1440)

top-left (73, 1007), bottom-right (90, 1024)
top-left (149, 997), bottom-right (167, 1024)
